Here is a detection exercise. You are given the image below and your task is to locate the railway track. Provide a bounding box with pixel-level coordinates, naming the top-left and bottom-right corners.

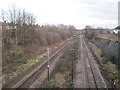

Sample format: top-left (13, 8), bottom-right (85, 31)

top-left (81, 35), bottom-right (108, 89)
top-left (4, 37), bottom-right (74, 88)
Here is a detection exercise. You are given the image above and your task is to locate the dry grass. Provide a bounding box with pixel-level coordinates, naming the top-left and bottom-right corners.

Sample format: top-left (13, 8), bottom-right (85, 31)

top-left (54, 72), bottom-right (69, 88)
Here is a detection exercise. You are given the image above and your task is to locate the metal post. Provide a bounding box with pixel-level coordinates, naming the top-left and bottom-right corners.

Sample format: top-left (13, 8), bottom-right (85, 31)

top-left (47, 48), bottom-right (50, 82)
top-left (72, 57), bottom-right (74, 84)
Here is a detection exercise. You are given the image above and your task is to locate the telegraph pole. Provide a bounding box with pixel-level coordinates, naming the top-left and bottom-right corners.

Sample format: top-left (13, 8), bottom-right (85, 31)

top-left (47, 48), bottom-right (50, 82)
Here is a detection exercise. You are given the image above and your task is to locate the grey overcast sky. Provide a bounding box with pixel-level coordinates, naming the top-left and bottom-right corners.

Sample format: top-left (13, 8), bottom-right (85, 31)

top-left (0, 0), bottom-right (119, 29)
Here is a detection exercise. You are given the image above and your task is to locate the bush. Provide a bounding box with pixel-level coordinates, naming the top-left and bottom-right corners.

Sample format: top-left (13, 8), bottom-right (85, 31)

top-left (6, 45), bottom-right (23, 62)
top-left (9, 53), bottom-right (22, 61)
top-left (41, 81), bottom-right (55, 88)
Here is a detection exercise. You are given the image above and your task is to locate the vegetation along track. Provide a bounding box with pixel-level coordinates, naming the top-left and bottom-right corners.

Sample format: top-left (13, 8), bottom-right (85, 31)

top-left (6, 37), bottom-right (75, 88)
top-left (81, 35), bottom-right (108, 89)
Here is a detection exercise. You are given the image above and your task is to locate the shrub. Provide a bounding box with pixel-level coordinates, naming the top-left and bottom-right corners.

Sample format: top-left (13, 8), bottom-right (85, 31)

top-left (41, 81), bottom-right (55, 88)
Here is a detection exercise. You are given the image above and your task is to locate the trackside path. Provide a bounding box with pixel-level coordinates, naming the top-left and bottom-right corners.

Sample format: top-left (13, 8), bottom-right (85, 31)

top-left (74, 35), bottom-right (108, 89)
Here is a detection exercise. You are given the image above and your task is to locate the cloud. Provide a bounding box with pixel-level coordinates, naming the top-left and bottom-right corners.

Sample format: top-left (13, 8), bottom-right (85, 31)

top-left (0, 0), bottom-right (118, 29)
top-left (74, 0), bottom-right (118, 28)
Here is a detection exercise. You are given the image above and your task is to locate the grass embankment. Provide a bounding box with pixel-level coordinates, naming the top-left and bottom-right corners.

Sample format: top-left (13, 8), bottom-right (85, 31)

top-left (2, 52), bottom-right (44, 83)
top-left (89, 42), bottom-right (120, 88)
top-left (2, 39), bottom-right (67, 85)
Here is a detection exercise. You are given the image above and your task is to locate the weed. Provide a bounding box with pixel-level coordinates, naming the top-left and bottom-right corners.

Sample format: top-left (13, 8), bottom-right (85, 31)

top-left (41, 81), bottom-right (55, 88)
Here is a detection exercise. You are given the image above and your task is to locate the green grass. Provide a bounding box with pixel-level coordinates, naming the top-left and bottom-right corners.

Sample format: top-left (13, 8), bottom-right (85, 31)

top-left (98, 33), bottom-right (117, 36)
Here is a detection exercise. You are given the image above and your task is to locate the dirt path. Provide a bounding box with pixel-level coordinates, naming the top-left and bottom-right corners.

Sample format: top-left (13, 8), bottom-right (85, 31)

top-left (74, 35), bottom-right (109, 88)
top-left (74, 35), bottom-right (86, 88)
